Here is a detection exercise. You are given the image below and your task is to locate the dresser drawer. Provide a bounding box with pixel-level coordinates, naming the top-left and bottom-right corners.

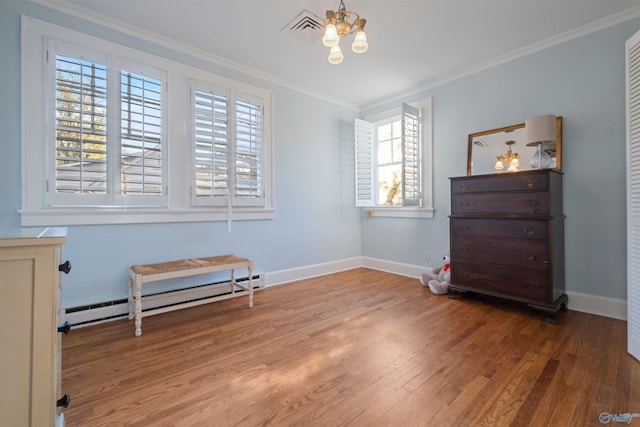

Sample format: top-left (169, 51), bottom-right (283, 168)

top-left (452, 235), bottom-right (549, 270)
top-left (451, 192), bottom-right (550, 216)
top-left (451, 261), bottom-right (551, 302)
top-left (451, 171), bottom-right (549, 194)
top-left (450, 218), bottom-right (549, 240)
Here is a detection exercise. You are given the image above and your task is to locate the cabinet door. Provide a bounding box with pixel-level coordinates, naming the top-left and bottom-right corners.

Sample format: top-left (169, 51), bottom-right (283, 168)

top-left (0, 245), bottom-right (58, 426)
top-left (0, 256), bottom-right (35, 426)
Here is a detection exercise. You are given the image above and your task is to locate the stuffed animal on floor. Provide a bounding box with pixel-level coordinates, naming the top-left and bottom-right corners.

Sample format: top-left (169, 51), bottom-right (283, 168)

top-left (419, 255), bottom-right (450, 295)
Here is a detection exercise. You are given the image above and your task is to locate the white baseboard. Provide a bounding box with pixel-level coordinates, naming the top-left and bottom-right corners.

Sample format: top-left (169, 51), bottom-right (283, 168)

top-left (65, 277), bottom-right (264, 327)
top-left (65, 257), bottom-right (627, 326)
top-left (565, 290), bottom-right (627, 321)
top-left (360, 256), bottom-right (433, 279)
top-left (262, 257), bottom-right (363, 287)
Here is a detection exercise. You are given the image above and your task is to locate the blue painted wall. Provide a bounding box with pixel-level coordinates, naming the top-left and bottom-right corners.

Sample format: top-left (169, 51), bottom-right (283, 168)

top-left (362, 17), bottom-right (640, 300)
top-left (0, 1), bottom-right (361, 308)
top-left (1, 0), bottom-right (638, 307)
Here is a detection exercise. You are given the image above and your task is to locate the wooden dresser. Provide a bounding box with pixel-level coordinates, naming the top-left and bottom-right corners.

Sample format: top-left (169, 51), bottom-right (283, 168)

top-left (448, 170), bottom-right (568, 320)
top-left (0, 227), bottom-right (70, 426)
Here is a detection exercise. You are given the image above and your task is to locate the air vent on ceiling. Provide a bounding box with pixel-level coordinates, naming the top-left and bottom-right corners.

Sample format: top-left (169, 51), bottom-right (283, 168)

top-left (283, 10), bottom-right (324, 44)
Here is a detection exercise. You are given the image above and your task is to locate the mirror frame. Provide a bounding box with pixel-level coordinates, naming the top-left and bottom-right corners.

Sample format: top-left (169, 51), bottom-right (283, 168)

top-left (466, 116), bottom-right (563, 176)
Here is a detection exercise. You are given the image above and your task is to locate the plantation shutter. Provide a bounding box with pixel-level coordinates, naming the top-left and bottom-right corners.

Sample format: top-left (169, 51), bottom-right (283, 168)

top-left (193, 85), bottom-right (230, 205)
top-left (120, 70), bottom-right (163, 196)
top-left (234, 95), bottom-right (264, 206)
top-left (54, 54), bottom-right (108, 194)
top-left (191, 82), bottom-right (264, 207)
top-left (355, 118), bottom-right (375, 207)
top-left (401, 103), bottom-right (421, 207)
top-left (626, 29), bottom-right (640, 362)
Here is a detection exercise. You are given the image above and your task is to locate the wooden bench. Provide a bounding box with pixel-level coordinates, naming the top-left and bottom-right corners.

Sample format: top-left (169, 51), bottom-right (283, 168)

top-left (128, 254), bottom-right (253, 336)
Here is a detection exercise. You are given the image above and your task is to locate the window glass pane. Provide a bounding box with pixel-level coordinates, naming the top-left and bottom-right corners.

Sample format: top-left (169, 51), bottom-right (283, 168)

top-left (392, 137), bottom-right (402, 162)
top-left (378, 140), bottom-right (392, 164)
top-left (392, 121), bottom-right (401, 137)
top-left (55, 55), bottom-right (108, 193)
top-left (378, 123), bottom-right (392, 141)
top-left (121, 71), bottom-right (163, 195)
top-left (378, 164), bottom-right (402, 206)
top-left (376, 118), bottom-right (402, 206)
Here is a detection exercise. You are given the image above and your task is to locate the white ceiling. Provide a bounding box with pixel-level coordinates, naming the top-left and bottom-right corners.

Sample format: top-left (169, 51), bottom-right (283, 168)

top-left (41, 0), bottom-right (640, 108)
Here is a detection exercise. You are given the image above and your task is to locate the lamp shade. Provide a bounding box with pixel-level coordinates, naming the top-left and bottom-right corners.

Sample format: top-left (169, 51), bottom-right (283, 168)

top-left (525, 114), bottom-right (556, 147)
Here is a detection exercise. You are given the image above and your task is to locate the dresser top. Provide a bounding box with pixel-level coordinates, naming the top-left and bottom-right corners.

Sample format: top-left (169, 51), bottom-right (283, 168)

top-left (451, 169), bottom-right (562, 181)
top-left (0, 227), bottom-right (67, 247)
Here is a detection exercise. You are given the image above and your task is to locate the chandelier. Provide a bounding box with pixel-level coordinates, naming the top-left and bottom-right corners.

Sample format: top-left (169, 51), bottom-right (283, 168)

top-left (495, 140), bottom-right (520, 172)
top-left (322, 0), bottom-right (368, 64)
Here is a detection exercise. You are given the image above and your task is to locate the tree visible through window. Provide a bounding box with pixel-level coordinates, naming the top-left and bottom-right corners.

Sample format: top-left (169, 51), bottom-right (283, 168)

top-left (21, 17), bottom-right (274, 225)
top-left (355, 103), bottom-right (422, 208)
top-left (376, 119), bottom-right (402, 205)
top-left (55, 55), bottom-right (108, 193)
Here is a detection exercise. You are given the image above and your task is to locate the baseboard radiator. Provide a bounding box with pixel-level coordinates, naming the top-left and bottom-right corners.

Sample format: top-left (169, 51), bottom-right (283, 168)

top-left (64, 275), bottom-right (264, 328)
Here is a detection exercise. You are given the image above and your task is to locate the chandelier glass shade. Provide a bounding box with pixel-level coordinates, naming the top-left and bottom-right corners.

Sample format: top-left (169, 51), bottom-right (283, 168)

top-left (322, 0), bottom-right (368, 64)
top-left (494, 140), bottom-right (520, 172)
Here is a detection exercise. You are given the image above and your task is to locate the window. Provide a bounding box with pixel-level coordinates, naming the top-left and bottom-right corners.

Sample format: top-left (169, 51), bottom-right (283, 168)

top-left (192, 81), bottom-right (265, 207)
top-left (355, 98), bottom-right (433, 218)
top-left (47, 41), bottom-right (166, 208)
top-left (54, 55), bottom-right (108, 195)
top-left (21, 17), bottom-right (273, 226)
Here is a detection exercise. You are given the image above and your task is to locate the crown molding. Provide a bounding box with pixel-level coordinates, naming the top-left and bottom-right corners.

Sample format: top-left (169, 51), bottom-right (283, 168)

top-left (28, 1), bottom-right (640, 112)
top-left (361, 5), bottom-right (640, 111)
top-left (28, 0), bottom-right (360, 111)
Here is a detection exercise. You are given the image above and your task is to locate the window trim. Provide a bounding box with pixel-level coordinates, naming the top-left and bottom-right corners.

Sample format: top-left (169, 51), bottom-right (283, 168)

top-left (359, 97), bottom-right (434, 219)
top-left (20, 16), bottom-right (274, 226)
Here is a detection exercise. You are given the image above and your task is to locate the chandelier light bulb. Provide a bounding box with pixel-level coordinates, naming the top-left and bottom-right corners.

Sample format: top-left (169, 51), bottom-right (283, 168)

top-left (328, 45), bottom-right (344, 64)
top-left (322, 23), bottom-right (340, 47)
top-left (508, 157), bottom-right (519, 172)
top-left (351, 30), bottom-right (368, 53)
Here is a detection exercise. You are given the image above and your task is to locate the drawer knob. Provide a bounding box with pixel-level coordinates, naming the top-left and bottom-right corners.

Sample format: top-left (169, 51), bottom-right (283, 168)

top-left (57, 321), bottom-right (71, 334)
top-left (459, 225), bottom-right (471, 231)
top-left (459, 201), bottom-right (470, 209)
top-left (526, 178), bottom-right (538, 188)
top-left (58, 260), bottom-right (71, 274)
top-left (458, 184), bottom-right (469, 192)
top-left (523, 227), bottom-right (537, 237)
top-left (525, 253), bottom-right (537, 262)
top-left (56, 394), bottom-right (70, 408)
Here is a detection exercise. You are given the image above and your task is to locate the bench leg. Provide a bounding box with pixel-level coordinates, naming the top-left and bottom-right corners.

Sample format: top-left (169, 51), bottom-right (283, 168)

top-left (248, 264), bottom-right (254, 308)
top-left (134, 275), bottom-right (143, 336)
top-left (128, 273), bottom-right (134, 320)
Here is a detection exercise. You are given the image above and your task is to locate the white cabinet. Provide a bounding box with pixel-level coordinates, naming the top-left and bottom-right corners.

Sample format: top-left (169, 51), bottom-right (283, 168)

top-left (0, 227), bottom-right (68, 426)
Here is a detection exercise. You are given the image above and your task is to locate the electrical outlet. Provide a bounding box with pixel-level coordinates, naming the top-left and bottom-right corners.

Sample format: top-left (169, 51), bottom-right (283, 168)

top-left (424, 252), bottom-right (430, 262)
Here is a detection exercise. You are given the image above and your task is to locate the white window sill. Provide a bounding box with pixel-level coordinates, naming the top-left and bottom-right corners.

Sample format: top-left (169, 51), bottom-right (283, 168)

top-left (19, 208), bottom-right (276, 226)
top-left (364, 207), bottom-right (434, 219)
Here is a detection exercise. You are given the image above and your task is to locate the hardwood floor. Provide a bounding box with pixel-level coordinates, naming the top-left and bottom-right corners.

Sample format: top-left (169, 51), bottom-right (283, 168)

top-left (62, 268), bottom-right (639, 426)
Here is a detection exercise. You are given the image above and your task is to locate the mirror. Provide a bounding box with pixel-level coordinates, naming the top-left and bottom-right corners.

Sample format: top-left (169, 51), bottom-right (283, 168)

top-left (466, 116), bottom-right (563, 176)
